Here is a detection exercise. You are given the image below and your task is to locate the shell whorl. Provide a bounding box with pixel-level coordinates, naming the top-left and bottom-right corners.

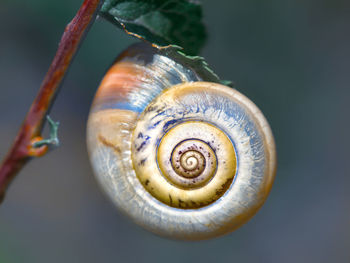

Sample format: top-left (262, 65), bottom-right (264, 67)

top-left (87, 43), bottom-right (276, 240)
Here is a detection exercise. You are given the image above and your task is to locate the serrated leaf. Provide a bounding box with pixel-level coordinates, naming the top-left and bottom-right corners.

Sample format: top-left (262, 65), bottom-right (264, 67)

top-left (100, 0), bottom-right (207, 55)
top-left (158, 45), bottom-right (233, 87)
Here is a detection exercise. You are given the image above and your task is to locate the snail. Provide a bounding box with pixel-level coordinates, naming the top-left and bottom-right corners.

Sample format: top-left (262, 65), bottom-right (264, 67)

top-left (86, 43), bottom-right (276, 240)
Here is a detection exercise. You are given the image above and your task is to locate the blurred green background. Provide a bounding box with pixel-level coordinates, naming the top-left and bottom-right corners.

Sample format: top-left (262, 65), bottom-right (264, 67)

top-left (1, 0), bottom-right (350, 262)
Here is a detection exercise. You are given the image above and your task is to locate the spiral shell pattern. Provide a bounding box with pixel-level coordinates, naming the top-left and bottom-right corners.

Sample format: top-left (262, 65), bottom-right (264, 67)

top-left (87, 43), bottom-right (276, 240)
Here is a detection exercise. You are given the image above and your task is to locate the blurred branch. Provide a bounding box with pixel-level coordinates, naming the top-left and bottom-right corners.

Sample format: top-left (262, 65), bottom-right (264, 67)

top-left (0, 0), bottom-right (103, 203)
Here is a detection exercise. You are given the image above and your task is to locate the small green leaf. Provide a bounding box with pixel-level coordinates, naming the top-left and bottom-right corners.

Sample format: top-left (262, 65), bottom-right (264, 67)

top-left (158, 45), bottom-right (232, 87)
top-left (220, 79), bottom-right (234, 87)
top-left (100, 0), bottom-right (207, 55)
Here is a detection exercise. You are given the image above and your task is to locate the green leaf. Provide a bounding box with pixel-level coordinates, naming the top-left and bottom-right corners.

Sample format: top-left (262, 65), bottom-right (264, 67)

top-left (158, 45), bottom-right (233, 87)
top-left (100, 0), bottom-right (207, 55)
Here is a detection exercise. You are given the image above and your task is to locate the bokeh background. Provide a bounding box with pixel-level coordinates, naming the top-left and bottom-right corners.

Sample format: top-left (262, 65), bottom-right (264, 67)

top-left (1, 0), bottom-right (350, 262)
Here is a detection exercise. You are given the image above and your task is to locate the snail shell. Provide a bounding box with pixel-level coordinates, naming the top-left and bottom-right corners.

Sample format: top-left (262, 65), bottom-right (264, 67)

top-left (87, 43), bottom-right (276, 240)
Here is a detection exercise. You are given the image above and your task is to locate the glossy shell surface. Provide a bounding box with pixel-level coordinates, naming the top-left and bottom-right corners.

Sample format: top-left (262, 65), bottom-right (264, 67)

top-left (87, 44), bottom-right (276, 240)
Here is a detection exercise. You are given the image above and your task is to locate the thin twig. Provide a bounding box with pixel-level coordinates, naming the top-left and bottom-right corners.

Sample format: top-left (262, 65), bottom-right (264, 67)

top-left (0, 0), bottom-right (103, 203)
top-left (32, 116), bottom-right (60, 148)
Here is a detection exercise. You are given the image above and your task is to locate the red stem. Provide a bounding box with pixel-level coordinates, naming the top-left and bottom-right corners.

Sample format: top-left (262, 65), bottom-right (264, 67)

top-left (0, 0), bottom-right (102, 202)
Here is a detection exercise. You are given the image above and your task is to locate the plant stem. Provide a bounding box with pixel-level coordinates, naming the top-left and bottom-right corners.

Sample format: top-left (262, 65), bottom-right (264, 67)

top-left (0, 0), bottom-right (102, 203)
